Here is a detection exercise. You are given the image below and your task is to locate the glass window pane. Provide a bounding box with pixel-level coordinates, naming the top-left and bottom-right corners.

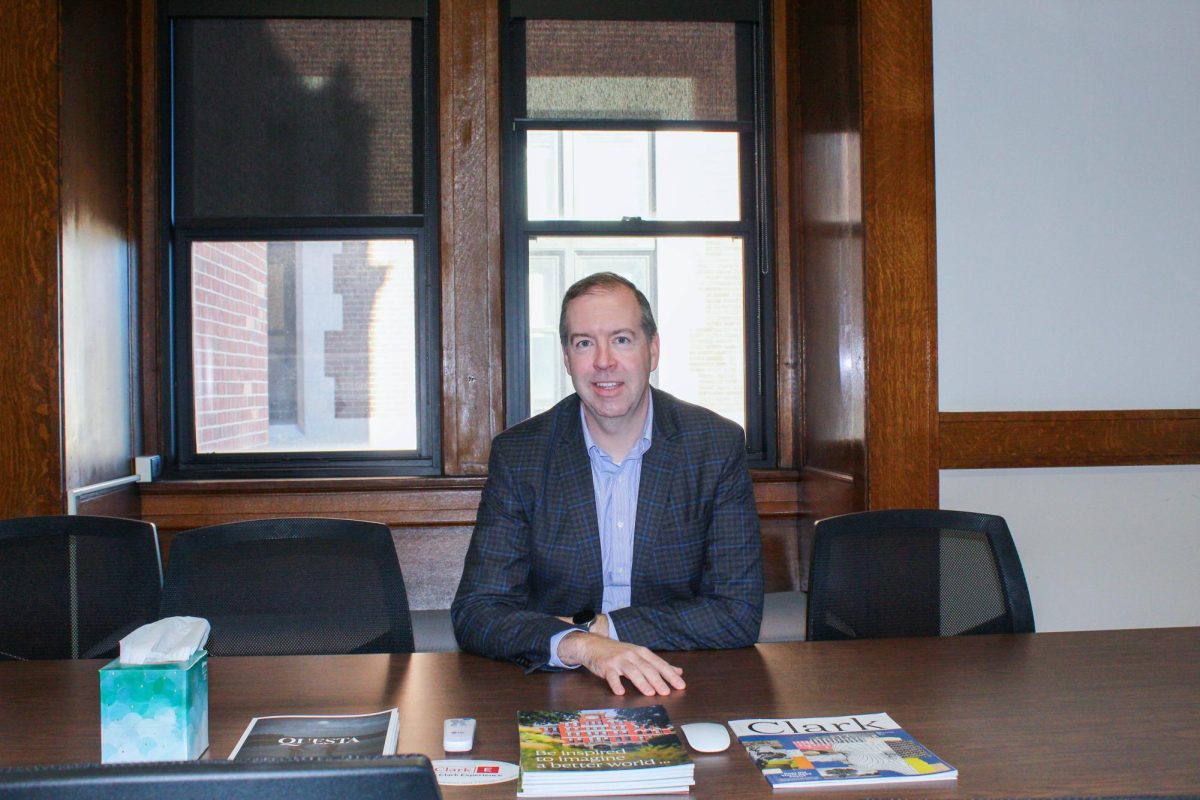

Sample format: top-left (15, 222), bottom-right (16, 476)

top-left (526, 131), bottom-right (740, 221)
top-left (191, 239), bottom-right (418, 454)
top-left (525, 20), bottom-right (737, 121)
top-left (654, 132), bottom-right (741, 220)
top-left (174, 19), bottom-right (413, 218)
top-left (528, 236), bottom-right (745, 428)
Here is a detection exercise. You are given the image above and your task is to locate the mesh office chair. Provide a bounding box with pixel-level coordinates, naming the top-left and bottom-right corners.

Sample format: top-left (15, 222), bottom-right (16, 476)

top-left (0, 515), bottom-right (162, 661)
top-left (160, 518), bottom-right (414, 656)
top-left (806, 509), bottom-right (1034, 641)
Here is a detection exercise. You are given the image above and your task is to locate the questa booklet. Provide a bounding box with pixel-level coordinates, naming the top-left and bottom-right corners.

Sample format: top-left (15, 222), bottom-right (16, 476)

top-left (229, 708), bottom-right (399, 760)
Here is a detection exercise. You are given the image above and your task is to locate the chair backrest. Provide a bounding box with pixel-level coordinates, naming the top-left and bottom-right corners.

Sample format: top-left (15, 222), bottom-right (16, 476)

top-left (160, 518), bottom-right (414, 655)
top-left (0, 755), bottom-right (442, 800)
top-left (806, 509), bottom-right (1034, 641)
top-left (0, 515), bottom-right (162, 661)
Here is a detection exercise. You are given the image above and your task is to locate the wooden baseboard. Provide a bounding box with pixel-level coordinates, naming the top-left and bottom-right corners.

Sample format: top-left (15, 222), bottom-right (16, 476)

top-left (940, 410), bottom-right (1200, 469)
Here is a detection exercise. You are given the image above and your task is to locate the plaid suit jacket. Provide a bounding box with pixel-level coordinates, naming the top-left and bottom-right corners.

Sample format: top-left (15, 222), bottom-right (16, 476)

top-left (451, 388), bottom-right (763, 671)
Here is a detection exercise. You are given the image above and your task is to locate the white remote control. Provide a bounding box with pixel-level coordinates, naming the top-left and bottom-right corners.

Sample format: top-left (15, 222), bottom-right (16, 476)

top-left (443, 717), bottom-right (476, 752)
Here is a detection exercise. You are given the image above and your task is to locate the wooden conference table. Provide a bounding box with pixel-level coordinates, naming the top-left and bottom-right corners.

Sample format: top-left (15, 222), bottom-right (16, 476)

top-left (1, 627), bottom-right (1198, 799)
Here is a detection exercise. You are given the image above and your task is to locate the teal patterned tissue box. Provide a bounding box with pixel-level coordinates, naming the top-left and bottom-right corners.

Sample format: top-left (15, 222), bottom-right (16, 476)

top-left (99, 650), bottom-right (209, 763)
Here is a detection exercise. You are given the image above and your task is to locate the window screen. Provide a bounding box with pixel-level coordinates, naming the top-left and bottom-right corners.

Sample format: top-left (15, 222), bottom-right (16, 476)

top-left (173, 18), bottom-right (414, 218)
top-left (524, 20), bottom-right (737, 120)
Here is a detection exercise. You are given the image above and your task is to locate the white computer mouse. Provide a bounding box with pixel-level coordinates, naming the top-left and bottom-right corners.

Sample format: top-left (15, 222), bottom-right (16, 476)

top-left (679, 722), bottom-right (731, 753)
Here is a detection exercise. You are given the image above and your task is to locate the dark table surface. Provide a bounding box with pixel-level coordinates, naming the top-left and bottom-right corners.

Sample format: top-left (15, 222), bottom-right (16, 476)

top-left (2, 627), bottom-right (1199, 799)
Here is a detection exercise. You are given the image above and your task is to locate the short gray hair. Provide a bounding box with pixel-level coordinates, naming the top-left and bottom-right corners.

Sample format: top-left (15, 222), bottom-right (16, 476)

top-left (558, 272), bottom-right (657, 348)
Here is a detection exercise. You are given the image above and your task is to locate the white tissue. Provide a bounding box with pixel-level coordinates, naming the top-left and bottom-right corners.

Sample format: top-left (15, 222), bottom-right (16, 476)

top-left (119, 617), bottom-right (211, 665)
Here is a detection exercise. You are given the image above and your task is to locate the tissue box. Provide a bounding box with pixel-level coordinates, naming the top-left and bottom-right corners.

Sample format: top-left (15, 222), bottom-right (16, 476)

top-left (99, 650), bottom-right (209, 763)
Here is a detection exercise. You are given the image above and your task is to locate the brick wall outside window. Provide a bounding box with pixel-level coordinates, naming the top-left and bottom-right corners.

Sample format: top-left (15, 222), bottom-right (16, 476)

top-left (192, 241), bottom-right (269, 451)
top-left (326, 241), bottom-right (385, 419)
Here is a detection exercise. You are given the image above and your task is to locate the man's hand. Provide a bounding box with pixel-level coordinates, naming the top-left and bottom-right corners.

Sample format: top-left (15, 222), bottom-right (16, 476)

top-left (557, 632), bottom-right (686, 697)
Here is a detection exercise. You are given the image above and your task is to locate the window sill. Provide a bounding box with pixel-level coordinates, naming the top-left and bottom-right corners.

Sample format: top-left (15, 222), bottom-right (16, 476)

top-left (140, 471), bottom-right (804, 531)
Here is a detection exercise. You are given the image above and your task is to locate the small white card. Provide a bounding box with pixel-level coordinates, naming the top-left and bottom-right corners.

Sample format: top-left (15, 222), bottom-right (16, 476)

top-left (432, 759), bottom-right (519, 785)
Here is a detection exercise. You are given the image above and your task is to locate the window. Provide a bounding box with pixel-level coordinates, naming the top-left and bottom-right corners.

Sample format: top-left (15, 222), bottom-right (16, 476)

top-left (503, 1), bottom-right (775, 464)
top-left (164, 2), bottom-right (438, 477)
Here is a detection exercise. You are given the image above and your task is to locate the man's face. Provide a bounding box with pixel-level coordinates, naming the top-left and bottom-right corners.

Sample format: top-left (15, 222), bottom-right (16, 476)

top-left (562, 286), bottom-right (659, 432)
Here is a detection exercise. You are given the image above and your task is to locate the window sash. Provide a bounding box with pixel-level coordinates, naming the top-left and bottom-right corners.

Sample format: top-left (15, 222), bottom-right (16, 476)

top-left (501, 12), bottom-right (774, 465)
top-left (170, 230), bottom-right (440, 478)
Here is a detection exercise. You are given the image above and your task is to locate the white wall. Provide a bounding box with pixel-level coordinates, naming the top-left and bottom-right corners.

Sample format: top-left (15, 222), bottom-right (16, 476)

top-left (941, 467), bottom-right (1200, 631)
top-left (933, 0), bottom-right (1200, 630)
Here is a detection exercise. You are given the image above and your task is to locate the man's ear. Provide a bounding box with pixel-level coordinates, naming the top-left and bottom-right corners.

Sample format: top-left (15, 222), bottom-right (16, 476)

top-left (649, 334), bottom-right (660, 372)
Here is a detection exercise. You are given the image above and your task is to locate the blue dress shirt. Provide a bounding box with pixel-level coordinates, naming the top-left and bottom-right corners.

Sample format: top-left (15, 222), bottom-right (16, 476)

top-left (547, 395), bottom-right (654, 668)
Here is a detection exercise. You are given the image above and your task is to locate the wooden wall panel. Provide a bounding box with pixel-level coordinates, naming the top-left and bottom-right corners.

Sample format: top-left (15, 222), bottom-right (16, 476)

top-left (136, 0), bottom-right (162, 458)
top-left (797, 466), bottom-right (861, 591)
top-left (760, 518), bottom-right (802, 593)
top-left (771, 0), bottom-right (800, 468)
top-left (439, 0), bottom-right (505, 475)
top-left (792, 0), bottom-right (867, 520)
top-left (751, 470), bottom-right (804, 517)
top-left (76, 484), bottom-right (140, 519)
top-left (941, 410), bottom-right (1200, 469)
top-left (141, 477), bottom-right (488, 534)
top-left (860, 0), bottom-right (939, 509)
top-left (60, 0), bottom-right (135, 491)
top-left (753, 471), bottom-right (806, 591)
top-left (0, 0), bottom-right (64, 517)
top-left (789, 0), bottom-right (940, 584)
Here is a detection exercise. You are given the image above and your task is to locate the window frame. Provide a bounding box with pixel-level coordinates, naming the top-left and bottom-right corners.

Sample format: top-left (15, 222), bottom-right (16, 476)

top-left (500, 0), bottom-right (777, 466)
top-left (160, 0), bottom-right (441, 479)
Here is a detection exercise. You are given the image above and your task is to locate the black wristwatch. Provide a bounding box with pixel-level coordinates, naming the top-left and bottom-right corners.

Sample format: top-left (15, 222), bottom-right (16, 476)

top-left (571, 609), bottom-right (598, 631)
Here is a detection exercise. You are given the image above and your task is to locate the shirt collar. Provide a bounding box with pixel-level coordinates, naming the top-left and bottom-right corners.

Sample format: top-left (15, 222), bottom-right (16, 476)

top-left (580, 391), bottom-right (654, 461)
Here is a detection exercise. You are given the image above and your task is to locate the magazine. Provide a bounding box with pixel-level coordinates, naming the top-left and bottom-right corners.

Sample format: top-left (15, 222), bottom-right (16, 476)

top-left (228, 708), bottom-right (399, 760)
top-left (517, 706), bottom-right (694, 797)
top-left (728, 712), bottom-right (956, 790)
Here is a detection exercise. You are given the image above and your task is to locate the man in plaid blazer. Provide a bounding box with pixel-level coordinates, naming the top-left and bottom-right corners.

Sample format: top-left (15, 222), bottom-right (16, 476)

top-left (452, 273), bottom-right (763, 696)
